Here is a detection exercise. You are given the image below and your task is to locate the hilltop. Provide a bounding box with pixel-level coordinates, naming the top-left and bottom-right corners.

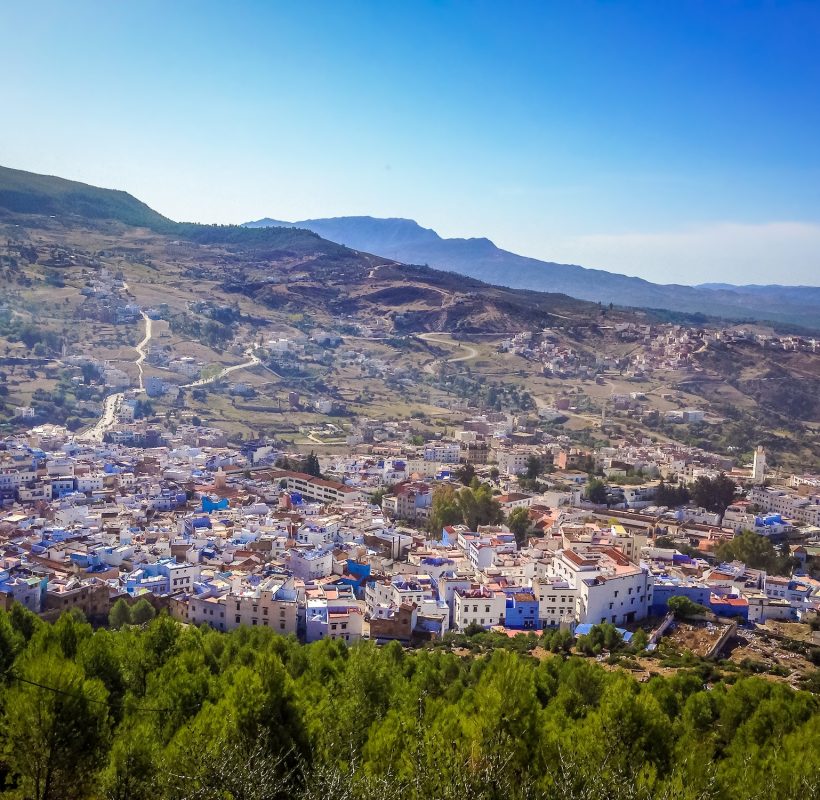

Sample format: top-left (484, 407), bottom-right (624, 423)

top-left (245, 215), bottom-right (820, 330)
top-left (0, 165), bottom-right (636, 334)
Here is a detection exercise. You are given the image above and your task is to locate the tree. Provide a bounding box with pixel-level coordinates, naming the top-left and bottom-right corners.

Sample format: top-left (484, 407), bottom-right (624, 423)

top-left (714, 530), bottom-right (795, 575)
top-left (630, 628), bottom-right (649, 652)
top-left (585, 478), bottom-right (608, 505)
top-left (304, 451), bottom-right (322, 478)
top-left (9, 600), bottom-right (42, 641)
top-left (100, 722), bottom-right (159, 800)
top-left (0, 608), bottom-right (24, 675)
top-left (370, 487), bottom-right (389, 507)
top-left (428, 484), bottom-right (463, 536)
top-left (2, 655), bottom-right (110, 800)
top-left (131, 599), bottom-right (157, 626)
top-left (576, 623), bottom-right (624, 655)
top-left (655, 478), bottom-right (690, 507)
top-left (667, 595), bottom-right (708, 619)
top-left (525, 455), bottom-right (540, 480)
top-left (691, 473), bottom-right (737, 515)
top-left (457, 482), bottom-right (502, 530)
top-left (456, 463), bottom-right (476, 486)
top-left (109, 598), bottom-right (132, 630)
top-left (507, 507), bottom-right (531, 546)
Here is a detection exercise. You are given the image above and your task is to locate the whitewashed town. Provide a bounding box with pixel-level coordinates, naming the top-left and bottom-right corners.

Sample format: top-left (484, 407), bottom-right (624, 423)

top-left (3, 404), bottom-right (818, 656)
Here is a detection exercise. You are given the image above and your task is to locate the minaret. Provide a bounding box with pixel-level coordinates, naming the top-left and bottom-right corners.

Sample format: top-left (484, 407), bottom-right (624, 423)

top-left (752, 446), bottom-right (766, 484)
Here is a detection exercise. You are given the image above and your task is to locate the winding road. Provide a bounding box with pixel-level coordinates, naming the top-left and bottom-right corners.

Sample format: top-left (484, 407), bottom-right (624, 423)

top-left (417, 331), bottom-right (479, 374)
top-left (134, 312), bottom-right (152, 392)
top-left (81, 311), bottom-right (153, 442)
top-left (181, 348), bottom-right (261, 388)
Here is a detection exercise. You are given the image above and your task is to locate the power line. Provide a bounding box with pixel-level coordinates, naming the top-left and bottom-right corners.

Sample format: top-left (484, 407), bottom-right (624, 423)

top-left (5, 669), bottom-right (203, 716)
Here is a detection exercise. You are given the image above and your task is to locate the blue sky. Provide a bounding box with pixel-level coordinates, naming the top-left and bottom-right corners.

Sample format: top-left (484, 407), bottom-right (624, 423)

top-left (1, 0), bottom-right (819, 285)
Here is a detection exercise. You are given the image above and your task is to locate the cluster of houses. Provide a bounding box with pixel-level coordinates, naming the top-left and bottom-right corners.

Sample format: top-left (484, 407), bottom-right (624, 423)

top-left (500, 323), bottom-right (818, 386)
top-left (1, 421), bottom-right (818, 644)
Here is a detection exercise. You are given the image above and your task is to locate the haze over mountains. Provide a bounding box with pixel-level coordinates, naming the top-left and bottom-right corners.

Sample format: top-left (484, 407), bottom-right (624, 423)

top-left (0, 162), bottom-right (816, 330)
top-left (244, 216), bottom-right (820, 329)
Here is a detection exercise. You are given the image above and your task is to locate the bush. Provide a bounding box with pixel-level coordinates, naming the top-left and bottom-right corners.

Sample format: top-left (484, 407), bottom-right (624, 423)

top-left (667, 595), bottom-right (708, 619)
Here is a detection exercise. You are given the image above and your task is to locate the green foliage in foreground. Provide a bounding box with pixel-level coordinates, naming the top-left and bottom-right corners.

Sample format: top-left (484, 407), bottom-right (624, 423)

top-left (0, 605), bottom-right (818, 800)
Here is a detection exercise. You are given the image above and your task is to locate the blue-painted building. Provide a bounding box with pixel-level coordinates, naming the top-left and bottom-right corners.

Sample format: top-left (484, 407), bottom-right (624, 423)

top-left (336, 560), bottom-right (371, 597)
top-left (650, 580), bottom-right (712, 615)
top-left (201, 496), bottom-right (229, 512)
top-left (709, 595), bottom-right (749, 621)
top-left (504, 590), bottom-right (539, 629)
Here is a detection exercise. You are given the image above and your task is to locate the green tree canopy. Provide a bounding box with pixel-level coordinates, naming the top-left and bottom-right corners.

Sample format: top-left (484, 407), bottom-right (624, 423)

top-left (714, 530), bottom-right (796, 575)
top-left (585, 478), bottom-right (608, 505)
top-left (691, 473), bottom-right (737, 514)
top-left (507, 506), bottom-right (531, 546)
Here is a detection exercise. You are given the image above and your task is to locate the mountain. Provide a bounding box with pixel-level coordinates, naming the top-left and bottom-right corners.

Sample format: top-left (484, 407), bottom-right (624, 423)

top-left (0, 165), bottom-right (631, 335)
top-left (245, 216), bottom-right (820, 330)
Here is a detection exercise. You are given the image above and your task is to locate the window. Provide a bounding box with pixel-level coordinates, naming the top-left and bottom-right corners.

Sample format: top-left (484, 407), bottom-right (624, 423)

top-left (236, 602), bottom-right (240, 610)
top-left (280, 622), bottom-right (285, 630)
top-left (614, 590), bottom-right (619, 597)
top-left (263, 606), bottom-right (268, 616)
top-left (235, 615), bottom-right (240, 624)
top-left (609, 602), bottom-right (613, 609)
top-left (252, 619), bottom-right (257, 625)
top-left (485, 605), bottom-right (490, 613)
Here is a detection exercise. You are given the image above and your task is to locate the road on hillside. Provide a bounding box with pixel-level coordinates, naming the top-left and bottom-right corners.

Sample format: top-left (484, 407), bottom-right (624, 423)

top-left (81, 309), bottom-right (154, 441)
top-left (417, 331), bottom-right (480, 374)
top-left (182, 348), bottom-right (262, 388)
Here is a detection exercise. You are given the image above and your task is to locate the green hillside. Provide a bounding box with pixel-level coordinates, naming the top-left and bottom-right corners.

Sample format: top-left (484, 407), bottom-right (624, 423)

top-left (0, 165), bottom-right (173, 230)
top-left (0, 165), bottom-right (346, 256)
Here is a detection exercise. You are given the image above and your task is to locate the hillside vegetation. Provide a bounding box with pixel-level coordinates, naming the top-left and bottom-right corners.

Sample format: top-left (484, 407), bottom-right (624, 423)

top-left (0, 607), bottom-right (818, 800)
top-left (0, 166), bottom-right (355, 259)
top-left (246, 215), bottom-right (820, 330)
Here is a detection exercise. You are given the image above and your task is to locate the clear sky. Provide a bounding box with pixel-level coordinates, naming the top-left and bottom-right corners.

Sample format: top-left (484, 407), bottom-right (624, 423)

top-left (1, 0), bottom-right (819, 285)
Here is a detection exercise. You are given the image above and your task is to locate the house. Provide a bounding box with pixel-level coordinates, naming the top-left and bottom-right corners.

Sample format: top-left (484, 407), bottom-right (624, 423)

top-left (370, 602), bottom-right (417, 644)
top-left (453, 586), bottom-right (506, 631)
top-left (504, 590), bottom-right (539, 630)
top-left (382, 481), bottom-right (433, 521)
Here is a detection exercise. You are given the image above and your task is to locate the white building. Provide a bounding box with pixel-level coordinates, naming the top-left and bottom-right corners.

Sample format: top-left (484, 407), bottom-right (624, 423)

top-left (423, 443), bottom-right (461, 464)
top-left (453, 587), bottom-right (506, 631)
top-left (288, 547), bottom-right (334, 580)
top-left (549, 546), bottom-right (653, 626)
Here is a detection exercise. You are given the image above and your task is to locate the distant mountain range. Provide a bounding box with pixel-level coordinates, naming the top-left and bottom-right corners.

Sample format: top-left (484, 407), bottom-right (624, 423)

top-left (244, 216), bottom-right (820, 329)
